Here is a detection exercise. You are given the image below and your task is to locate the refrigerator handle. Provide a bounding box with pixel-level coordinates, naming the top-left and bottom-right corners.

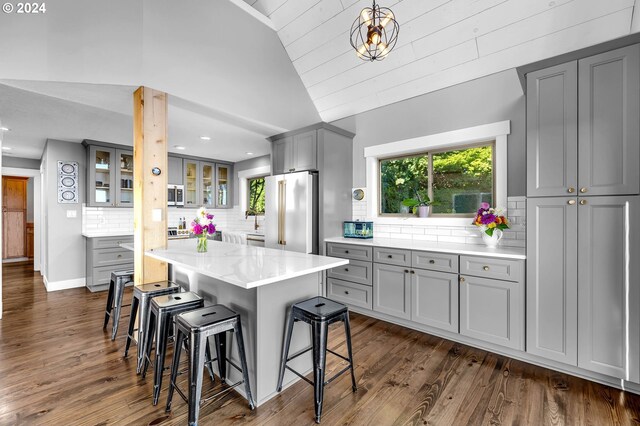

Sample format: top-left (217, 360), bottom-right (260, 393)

top-left (278, 179), bottom-right (286, 246)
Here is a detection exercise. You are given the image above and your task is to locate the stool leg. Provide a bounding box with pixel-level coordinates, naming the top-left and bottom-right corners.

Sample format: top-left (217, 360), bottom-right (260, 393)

top-left (234, 319), bottom-right (255, 410)
top-left (276, 308), bottom-right (295, 392)
top-left (188, 331), bottom-right (207, 426)
top-left (111, 279), bottom-right (125, 340)
top-left (142, 310), bottom-right (157, 378)
top-left (152, 312), bottom-right (172, 405)
top-left (137, 296), bottom-right (150, 374)
top-left (312, 320), bottom-right (328, 424)
top-left (124, 295), bottom-right (139, 358)
top-left (214, 332), bottom-right (227, 381)
top-left (205, 340), bottom-right (215, 382)
top-left (166, 329), bottom-right (185, 413)
top-left (103, 277), bottom-right (115, 330)
top-left (343, 313), bottom-right (357, 392)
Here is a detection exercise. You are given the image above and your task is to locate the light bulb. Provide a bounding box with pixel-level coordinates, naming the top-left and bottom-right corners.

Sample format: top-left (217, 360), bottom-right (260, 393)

top-left (380, 11), bottom-right (394, 28)
top-left (371, 32), bottom-right (380, 46)
top-left (378, 42), bottom-right (390, 58)
top-left (361, 8), bottom-right (372, 26)
top-left (357, 44), bottom-right (368, 59)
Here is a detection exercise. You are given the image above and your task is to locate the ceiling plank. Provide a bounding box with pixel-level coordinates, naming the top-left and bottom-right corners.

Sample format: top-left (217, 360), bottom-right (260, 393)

top-left (278, 0), bottom-right (345, 46)
top-left (270, 0), bottom-right (324, 31)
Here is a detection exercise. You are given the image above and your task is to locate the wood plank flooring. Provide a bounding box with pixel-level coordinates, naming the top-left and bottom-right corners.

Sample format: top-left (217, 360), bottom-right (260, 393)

top-left (2, 262), bottom-right (640, 425)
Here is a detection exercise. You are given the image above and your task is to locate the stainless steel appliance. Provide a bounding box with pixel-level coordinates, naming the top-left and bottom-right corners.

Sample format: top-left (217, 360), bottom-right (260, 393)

top-left (265, 171), bottom-right (318, 254)
top-left (168, 184), bottom-right (184, 207)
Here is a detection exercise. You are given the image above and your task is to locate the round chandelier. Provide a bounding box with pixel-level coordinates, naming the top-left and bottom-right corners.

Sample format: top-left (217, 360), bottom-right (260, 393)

top-left (350, 1), bottom-right (399, 62)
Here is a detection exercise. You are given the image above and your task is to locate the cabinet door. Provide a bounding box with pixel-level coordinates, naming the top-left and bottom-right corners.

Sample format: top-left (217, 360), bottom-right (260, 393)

top-left (115, 149), bottom-right (134, 207)
top-left (272, 137), bottom-right (290, 175)
top-left (526, 62), bottom-right (578, 197)
top-left (526, 197), bottom-right (578, 364)
top-left (460, 275), bottom-right (524, 350)
top-left (292, 130), bottom-right (317, 172)
top-left (411, 269), bottom-right (458, 333)
top-left (89, 146), bottom-right (115, 207)
top-left (578, 196), bottom-right (640, 379)
top-left (215, 164), bottom-right (231, 208)
top-left (168, 156), bottom-right (183, 185)
top-left (200, 162), bottom-right (215, 207)
top-left (183, 160), bottom-right (200, 207)
top-left (373, 263), bottom-right (411, 320)
top-left (578, 45), bottom-right (640, 196)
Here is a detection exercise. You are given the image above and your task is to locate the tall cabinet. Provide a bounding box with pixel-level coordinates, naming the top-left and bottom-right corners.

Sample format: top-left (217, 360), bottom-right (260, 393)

top-left (526, 44), bottom-right (640, 381)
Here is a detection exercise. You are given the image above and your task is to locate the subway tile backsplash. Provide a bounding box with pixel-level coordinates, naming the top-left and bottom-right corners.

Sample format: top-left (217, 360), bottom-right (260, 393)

top-left (352, 196), bottom-right (526, 248)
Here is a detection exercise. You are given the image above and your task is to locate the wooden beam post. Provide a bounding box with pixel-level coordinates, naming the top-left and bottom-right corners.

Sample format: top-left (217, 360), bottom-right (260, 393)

top-left (133, 86), bottom-right (168, 285)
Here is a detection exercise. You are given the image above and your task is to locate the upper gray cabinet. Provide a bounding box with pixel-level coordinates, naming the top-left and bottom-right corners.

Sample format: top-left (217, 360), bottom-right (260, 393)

top-left (215, 163), bottom-right (232, 209)
top-left (526, 62), bottom-right (578, 197)
top-left (87, 144), bottom-right (134, 207)
top-left (183, 159), bottom-right (200, 208)
top-left (271, 130), bottom-right (317, 174)
top-left (578, 45), bottom-right (640, 196)
top-left (527, 44), bottom-right (640, 198)
top-left (168, 156), bottom-right (183, 185)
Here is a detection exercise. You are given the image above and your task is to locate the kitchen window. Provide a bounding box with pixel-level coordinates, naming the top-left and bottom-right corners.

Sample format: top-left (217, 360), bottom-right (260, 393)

top-left (379, 143), bottom-right (494, 217)
top-left (247, 176), bottom-right (266, 215)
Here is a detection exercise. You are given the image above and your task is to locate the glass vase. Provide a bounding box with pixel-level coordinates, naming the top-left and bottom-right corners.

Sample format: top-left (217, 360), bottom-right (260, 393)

top-left (196, 235), bottom-right (208, 253)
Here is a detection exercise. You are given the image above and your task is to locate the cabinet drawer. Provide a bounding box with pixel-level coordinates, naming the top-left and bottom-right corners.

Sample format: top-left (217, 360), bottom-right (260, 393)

top-left (327, 259), bottom-right (372, 286)
top-left (412, 251), bottom-right (459, 273)
top-left (92, 264), bottom-right (134, 287)
top-left (460, 256), bottom-right (522, 282)
top-left (327, 278), bottom-right (372, 310)
top-left (92, 247), bottom-right (134, 268)
top-left (327, 243), bottom-right (372, 262)
top-left (92, 236), bottom-right (133, 250)
top-left (373, 247), bottom-right (411, 267)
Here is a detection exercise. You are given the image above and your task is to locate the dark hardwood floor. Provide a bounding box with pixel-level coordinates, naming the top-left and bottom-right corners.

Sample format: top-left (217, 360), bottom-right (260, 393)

top-left (2, 262), bottom-right (640, 425)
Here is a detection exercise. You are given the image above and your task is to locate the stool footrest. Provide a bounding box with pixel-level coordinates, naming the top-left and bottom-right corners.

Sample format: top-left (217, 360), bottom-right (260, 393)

top-left (286, 346), bottom-right (313, 363)
top-left (327, 348), bottom-right (350, 363)
top-left (285, 365), bottom-right (314, 386)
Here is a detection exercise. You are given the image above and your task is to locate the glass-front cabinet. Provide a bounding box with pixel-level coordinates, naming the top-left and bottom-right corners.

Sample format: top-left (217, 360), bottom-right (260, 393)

top-left (89, 146), bottom-right (114, 207)
top-left (216, 164), bottom-right (231, 208)
top-left (116, 150), bottom-right (134, 206)
top-left (201, 162), bottom-right (215, 207)
top-left (183, 160), bottom-right (200, 207)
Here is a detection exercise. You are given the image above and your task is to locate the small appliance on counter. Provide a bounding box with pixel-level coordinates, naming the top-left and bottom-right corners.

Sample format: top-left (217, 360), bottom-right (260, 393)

top-left (168, 226), bottom-right (190, 240)
top-left (343, 221), bottom-right (373, 239)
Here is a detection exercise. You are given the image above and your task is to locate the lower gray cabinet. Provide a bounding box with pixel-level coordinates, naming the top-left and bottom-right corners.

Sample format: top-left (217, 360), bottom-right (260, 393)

top-left (327, 277), bottom-right (373, 310)
top-left (373, 263), bottom-right (411, 320)
top-left (86, 236), bottom-right (134, 291)
top-left (459, 275), bottom-right (524, 350)
top-left (411, 269), bottom-right (458, 333)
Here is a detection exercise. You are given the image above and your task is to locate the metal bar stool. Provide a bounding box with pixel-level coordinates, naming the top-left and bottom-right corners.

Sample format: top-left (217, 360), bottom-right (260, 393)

top-left (166, 304), bottom-right (255, 426)
top-left (123, 281), bottom-right (181, 373)
top-left (103, 270), bottom-right (134, 340)
top-left (142, 292), bottom-right (213, 405)
top-left (276, 296), bottom-right (357, 424)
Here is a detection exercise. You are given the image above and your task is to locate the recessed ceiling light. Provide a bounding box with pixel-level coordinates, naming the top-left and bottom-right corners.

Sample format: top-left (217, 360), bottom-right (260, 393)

top-left (246, 152), bottom-right (254, 155)
top-left (0, 127), bottom-right (9, 131)
top-left (174, 145), bottom-right (186, 150)
top-left (200, 136), bottom-right (211, 141)
top-left (2, 146), bottom-right (12, 151)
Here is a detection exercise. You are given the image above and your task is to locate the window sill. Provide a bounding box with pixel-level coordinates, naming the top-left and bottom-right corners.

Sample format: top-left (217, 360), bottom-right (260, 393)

top-left (370, 217), bottom-right (473, 227)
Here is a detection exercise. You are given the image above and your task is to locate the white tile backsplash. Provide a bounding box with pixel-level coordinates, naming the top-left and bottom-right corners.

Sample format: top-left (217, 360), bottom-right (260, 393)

top-left (351, 195), bottom-right (527, 248)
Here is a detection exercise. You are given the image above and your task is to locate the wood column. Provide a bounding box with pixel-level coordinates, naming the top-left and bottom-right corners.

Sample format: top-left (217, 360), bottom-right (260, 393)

top-left (133, 87), bottom-right (168, 285)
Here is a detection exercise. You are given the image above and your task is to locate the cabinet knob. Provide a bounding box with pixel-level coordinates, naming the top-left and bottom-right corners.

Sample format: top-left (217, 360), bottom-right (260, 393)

top-left (567, 187), bottom-right (575, 193)
top-left (344, 268), bottom-right (349, 272)
top-left (459, 276), bottom-right (465, 282)
top-left (344, 291), bottom-right (349, 295)
top-left (117, 254), bottom-right (122, 258)
top-left (568, 199), bottom-right (576, 205)
top-left (345, 250), bottom-right (349, 254)
top-left (483, 266), bottom-right (489, 271)
top-left (404, 269), bottom-right (409, 273)
top-left (289, 168), bottom-right (295, 172)
top-left (410, 270), bottom-right (415, 274)
top-left (580, 187), bottom-right (587, 193)
top-left (387, 255), bottom-right (393, 258)
top-left (579, 199), bottom-right (587, 205)
top-left (428, 259), bottom-right (435, 264)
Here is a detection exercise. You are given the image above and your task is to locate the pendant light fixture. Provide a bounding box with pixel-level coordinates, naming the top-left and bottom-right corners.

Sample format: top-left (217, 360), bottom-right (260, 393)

top-left (350, 1), bottom-right (399, 61)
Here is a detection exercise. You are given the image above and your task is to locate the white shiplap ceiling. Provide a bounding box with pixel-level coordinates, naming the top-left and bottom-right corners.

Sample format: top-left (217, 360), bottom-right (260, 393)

top-left (242, 0), bottom-right (639, 122)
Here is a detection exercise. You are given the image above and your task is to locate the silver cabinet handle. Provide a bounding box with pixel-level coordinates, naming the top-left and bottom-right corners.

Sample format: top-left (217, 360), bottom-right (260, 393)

top-left (483, 266), bottom-right (489, 271)
top-left (580, 187), bottom-right (587, 193)
top-left (568, 199), bottom-right (576, 205)
top-left (568, 187), bottom-right (575, 193)
top-left (579, 199), bottom-right (587, 205)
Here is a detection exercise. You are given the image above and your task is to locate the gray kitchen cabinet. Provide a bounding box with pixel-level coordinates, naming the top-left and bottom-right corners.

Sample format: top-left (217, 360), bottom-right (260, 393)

top-left (215, 163), bottom-right (232, 208)
top-left (327, 259), bottom-right (373, 286)
top-left (88, 145), bottom-right (116, 207)
top-left (115, 149), bottom-right (134, 207)
top-left (86, 236), bottom-right (134, 292)
top-left (168, 156), bottom-right (183, 185)
top-left (326, 242), bottom-right (372, 262)
top-left (459, 274), bottom-right (524, 350)
top-left (373, 263), bottom-right (411, 320)
top-left (411, 269), bottom-right (458, 333)
top-left (526, 62), bottom-right (578, 197)
top-left (578, 45), bottom-right (640, 197)
top-left (373, 247), bottom-right (411, 267)
top-left (271, 130), bottom-right (317, 174)
top-left (327, 277), bottom-right (373, 310)
top-left (200, 162), bottom-right (215, 207)
top-left (526, 197), bottom-right (578, 365)
top-left (183, 159), bottom-right (200, 207)
top-left (577, 195), bottom-right (640, 379)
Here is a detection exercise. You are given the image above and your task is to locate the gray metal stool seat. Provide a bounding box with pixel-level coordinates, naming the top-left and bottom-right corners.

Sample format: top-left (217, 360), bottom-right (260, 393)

top-left (123, 281), bottom-right (180, 373)
top-left (166, 304), bottom-right (255, 426)
top-left (276, 296), bottom-right (357, 424)
top-left (142, 291), bottom-right (211, 405)
top-left (103, 270), bottom-right (134, 340)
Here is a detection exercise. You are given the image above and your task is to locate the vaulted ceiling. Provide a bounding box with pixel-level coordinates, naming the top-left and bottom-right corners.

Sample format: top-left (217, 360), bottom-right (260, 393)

top-left (242, 0), bottom-right (640, 122)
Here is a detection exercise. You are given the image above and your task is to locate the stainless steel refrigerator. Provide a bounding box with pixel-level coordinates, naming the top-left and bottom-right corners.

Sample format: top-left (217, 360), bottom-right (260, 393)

top-left (264, 171), bottom-right (318, 254)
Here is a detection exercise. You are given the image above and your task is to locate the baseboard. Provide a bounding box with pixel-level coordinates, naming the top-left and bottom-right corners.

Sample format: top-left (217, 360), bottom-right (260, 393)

top-left (43, 276), bottom-right (86, 292)
top-left (3, 257), bottom-right (29, 263)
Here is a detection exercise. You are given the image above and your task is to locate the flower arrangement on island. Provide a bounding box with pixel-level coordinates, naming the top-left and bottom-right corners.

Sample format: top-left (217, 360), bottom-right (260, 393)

top-left (191, 207), bottom-right (216, 252)
top-left (472, 202), bottom-right (509, 237)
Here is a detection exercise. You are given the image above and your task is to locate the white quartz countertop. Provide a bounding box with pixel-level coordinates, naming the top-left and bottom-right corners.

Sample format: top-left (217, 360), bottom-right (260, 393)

top-left (83, 231), bottom-right (134, 238)
top-left (120, 239), bottom-right (348, 289)
top-left (324, 237), bottom-right (526, 260)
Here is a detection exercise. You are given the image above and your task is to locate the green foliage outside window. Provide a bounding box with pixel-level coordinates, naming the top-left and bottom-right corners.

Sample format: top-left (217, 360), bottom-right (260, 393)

top-left (380, 144), bottom-right (493, 216)
top-left (248, 177), bottom-right (265, 215)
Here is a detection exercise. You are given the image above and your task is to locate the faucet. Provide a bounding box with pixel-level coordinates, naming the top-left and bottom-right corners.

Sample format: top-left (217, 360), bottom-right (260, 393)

top-left (245, 209), bottom-right (260, 231)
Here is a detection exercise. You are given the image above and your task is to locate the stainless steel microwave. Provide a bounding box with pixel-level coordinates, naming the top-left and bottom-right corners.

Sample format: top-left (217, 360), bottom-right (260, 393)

top-left (168, 184), bottom-right (184, 206)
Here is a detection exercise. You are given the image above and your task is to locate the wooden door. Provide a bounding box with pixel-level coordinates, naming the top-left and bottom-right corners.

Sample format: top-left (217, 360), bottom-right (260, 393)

top-left (2, 177), bottom-right (28, 259)
top-left (526, 62), bottom-right (578, 197)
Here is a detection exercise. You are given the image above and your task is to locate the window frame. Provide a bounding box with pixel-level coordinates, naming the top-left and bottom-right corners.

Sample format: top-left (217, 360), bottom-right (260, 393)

top-left (377, 141), bottom-right (496, 218)
top-left (246, 175), bottom-right (267, 216)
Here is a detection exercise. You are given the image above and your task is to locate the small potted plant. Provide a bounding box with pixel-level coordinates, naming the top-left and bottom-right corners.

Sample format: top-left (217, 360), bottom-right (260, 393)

top-left (472, 202), bottom-right (509, 247)
top-left (402, 190), bottom-right (433, 218)
top-left (191, 207), bottom-right (216, 253)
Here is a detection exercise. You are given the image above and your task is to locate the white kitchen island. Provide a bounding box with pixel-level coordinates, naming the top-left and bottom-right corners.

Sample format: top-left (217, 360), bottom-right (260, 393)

top-left (123, 239), bottom-right (348, 406)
